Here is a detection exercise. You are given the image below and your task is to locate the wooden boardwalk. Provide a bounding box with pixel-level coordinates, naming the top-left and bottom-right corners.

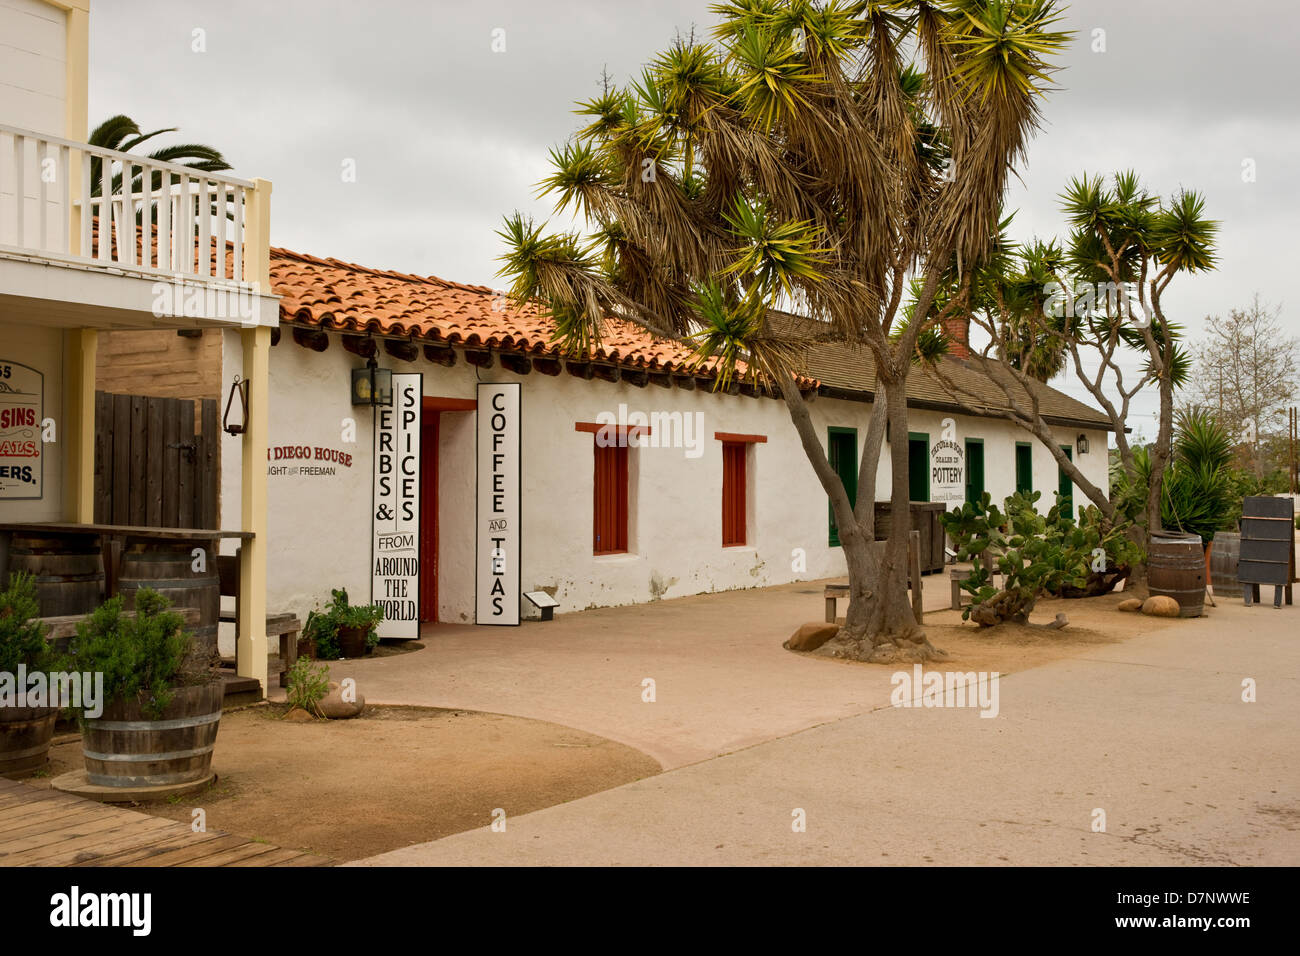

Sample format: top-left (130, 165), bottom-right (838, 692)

top-left (0, 777), bottom-right (330, 867)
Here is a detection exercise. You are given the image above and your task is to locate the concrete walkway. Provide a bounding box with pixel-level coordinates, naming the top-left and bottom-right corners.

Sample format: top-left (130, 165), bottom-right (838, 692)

top-left (317, 575), bottom-right (970, 770)
top-left (351, 595), bottom-right (1299, 866)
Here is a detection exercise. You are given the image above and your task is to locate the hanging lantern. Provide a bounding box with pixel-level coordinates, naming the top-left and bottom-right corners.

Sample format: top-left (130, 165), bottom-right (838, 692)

top-left (223, 376), bottom-right (249, 435)
top-left (351, 357), bottom-right (393, 407)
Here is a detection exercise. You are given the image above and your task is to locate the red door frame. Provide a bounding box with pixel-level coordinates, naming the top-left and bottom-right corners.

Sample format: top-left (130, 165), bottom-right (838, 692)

top-left (420, 412), bottom-right (439, 623)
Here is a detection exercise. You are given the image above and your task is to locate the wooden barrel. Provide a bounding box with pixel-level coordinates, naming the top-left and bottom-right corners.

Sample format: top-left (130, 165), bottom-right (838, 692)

top-left (7, 534), bottom-right (104, 618)
top-left (1148, 531), bottom-right (1205, 617)
top-left (81, 681), bottom-right (222, 788)
top-left (1209, 531), bottom-right (1240, 596)
top-left (118, 544), bottom-right (219, 667)
top-left (0, 707), bottom-right (57, 778)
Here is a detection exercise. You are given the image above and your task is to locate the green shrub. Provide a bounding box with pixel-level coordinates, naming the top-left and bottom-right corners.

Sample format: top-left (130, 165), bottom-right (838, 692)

top-left (285, 657), bottom-right (330, 716)
top-left (0, 572), bottom-right (53, 676)
top-left (303, 588), bottom-right (384, 661)
top-left (66, 590), bottom-right (195, 719)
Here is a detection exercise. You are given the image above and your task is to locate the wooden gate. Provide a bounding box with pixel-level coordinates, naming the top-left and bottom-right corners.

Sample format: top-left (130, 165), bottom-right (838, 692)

top-left (93, 392), bottom-right (219, 529)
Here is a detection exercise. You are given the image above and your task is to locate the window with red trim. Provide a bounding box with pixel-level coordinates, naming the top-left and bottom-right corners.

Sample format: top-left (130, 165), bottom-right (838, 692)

top-left (721, 441), bottom-right (747, 547)
top-left (593, 441), bottom-right (628, 555)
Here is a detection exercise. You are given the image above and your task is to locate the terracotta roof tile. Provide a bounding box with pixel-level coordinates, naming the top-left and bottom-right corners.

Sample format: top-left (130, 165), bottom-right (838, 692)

top-left (269, 247), bottom-right (734, 379)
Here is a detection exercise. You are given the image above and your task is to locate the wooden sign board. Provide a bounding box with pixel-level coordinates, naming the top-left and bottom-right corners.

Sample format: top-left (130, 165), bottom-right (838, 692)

top-left (1238, 496), bottom-right (1295, 589)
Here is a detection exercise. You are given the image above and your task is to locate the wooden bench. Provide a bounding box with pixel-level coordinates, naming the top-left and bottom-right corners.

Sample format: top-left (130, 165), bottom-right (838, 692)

top-left (950, 552), bottom-right (1003, 610)
top-left (217, 550), bottom-right (302, 688)
top-left (41, 607), bottom-right (200, 653)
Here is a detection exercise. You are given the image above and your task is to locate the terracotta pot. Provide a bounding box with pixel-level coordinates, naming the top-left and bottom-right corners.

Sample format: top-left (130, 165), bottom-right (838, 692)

top-left (337, 625), bottom-right (371, 658)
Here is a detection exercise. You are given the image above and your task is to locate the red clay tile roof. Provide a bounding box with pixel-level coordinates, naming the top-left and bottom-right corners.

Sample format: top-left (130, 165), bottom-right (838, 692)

top-left (270, 247), bottom-right (738, 379)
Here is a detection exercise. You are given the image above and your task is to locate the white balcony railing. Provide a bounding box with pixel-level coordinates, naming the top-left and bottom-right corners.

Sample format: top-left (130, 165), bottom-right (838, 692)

top-left (0, 123), bottom-right (265, 288)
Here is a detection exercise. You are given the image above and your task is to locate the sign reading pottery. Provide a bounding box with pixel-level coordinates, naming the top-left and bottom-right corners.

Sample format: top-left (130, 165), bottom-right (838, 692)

top-left (930, 436), bottom-right (965, 505)
top-left (476, 382), bottom-right (520, 625)
top-left (0, 360), bottom-right (43, 500)
top-left (372, 373), bottom-right (422, 638)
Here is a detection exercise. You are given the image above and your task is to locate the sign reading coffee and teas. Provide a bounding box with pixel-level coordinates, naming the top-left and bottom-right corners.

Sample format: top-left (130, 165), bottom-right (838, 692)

top-left (0, 360), bottom-right (43, 500)
top-left (476, 382), bottom-right (520, 625)
top-left (371, 373), bottom-right (422, 638)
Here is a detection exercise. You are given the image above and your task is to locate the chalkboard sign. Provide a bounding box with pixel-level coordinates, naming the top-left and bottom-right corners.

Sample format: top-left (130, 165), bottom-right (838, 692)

top-left (1238, 496), bottom-right (1295, 588)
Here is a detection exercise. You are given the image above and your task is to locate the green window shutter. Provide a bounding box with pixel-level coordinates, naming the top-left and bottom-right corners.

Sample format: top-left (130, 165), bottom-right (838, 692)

top-left (965, 438), bottom-right (985, 505)
top-left (828, 428), bottom-right (857, 546)
top-left (1015, 442), bottom-right (1033, 495)
top-left (907, 433), bottom-right (929, 502)
top-left (1058, 445), bottom-right (1074, 520)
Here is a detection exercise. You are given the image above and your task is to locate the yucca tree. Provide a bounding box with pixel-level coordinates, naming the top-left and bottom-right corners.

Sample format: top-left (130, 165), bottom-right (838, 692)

top-left (498, 0), bottom-right (1070, 661)
top-left (928, 170), bottom-right (1213, 542)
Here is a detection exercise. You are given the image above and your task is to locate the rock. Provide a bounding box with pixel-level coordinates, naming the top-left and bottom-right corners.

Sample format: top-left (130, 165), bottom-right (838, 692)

top-left (1117, 598), bottom-right (1143, 612)
top-left (318, 680), bottom-right (365, 719)
top-left (1141, 595), bottom-right (1181, 617)
top-left (784, 622), bottom-right (840, 652)
top-left (282, 706), bottom-right (316, 722)
top-left (1046, 613), bottom-right (1069, 630)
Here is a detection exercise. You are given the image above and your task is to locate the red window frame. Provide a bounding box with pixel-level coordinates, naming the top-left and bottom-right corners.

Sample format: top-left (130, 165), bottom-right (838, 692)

top-left (721, 441), bottom-right (747, 547)
top-left (592, 441), bottom-right (628, 555)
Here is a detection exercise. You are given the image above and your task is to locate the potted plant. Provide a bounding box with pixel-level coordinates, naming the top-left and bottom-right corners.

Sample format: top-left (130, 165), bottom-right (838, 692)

top-left (0, 572), bottom-right (58, 778)
top-left (303, 588), bottom-right (384, 660)
top-left (65, 588), bottom-right (222, 790)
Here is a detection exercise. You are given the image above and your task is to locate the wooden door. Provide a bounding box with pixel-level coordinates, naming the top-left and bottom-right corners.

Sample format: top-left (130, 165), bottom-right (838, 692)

top-left (419, 413), bottom-right (439, 623)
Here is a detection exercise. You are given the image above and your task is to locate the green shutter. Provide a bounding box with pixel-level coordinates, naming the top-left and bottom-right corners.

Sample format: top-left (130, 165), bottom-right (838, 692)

top-left (1058, 445), bottom-right (1074, 520)
top-left (1015, 442), bottom-right (1033, 495)
top-left (907, 433), bottom-right (929, 502)
top-left (828, 428), bottom-right (857, 546)
top-left (965, 438), bottom-right (985, 505)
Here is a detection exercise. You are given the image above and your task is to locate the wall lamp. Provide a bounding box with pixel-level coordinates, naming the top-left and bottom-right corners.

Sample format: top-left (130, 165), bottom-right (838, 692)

top-left (1076, 433), bottom-right (1090, 455)
top-left (351, 357), bottom-right (393, 407)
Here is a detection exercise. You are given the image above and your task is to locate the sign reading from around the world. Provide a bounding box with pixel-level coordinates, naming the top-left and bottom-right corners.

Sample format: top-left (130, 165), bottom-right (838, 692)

top-left (930, 418), bottom-right (965, 505)
top-left (0, 360), bottom-right (43, 500)
top-left (476, 382), bottom-right (520, 626)
top-left (372, 373), bottom-right (422, 638)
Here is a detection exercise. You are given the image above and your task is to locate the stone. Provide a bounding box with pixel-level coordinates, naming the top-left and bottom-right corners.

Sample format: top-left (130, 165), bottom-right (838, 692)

top-left (1117, 598), bottom-right (1143, 612)
top-left (318, 680), bottom-right (365, 719)
top-left (1141, 595), bottom-right (1181, 618)
top-left (282, 706), bottom-right (316, 722)
top-left (784, 622), bottom-right (840, 652)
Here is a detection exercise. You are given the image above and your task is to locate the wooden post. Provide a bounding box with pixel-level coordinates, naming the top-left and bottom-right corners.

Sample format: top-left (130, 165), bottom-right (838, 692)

top-left (909, 529), bottom-right (923, 625)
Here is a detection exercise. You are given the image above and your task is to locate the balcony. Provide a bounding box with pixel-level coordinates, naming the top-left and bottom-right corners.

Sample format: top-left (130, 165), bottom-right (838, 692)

top-left (0, 122), bottom-right (277, 329)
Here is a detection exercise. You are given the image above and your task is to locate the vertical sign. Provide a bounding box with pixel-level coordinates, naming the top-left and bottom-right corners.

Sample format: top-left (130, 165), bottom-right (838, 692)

top-left (372, 373), bottom-right (422, 638)
top-left (0, 360), bottom-right (43, 500)
top-left (930, 417), bottom-right (965, 505)
top-left (476, 382), bottom-right (520, 625)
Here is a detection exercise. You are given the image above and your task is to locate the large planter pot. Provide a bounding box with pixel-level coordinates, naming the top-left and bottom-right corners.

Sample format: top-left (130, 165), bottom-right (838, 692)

top-left (0, 706), bottom-right (58, 778)
top-left (1147, 531), bottom-right (1205, 618)
top-left (337, 626), bottom-right (372, 658)
top-left (80, 681), bottom-right (223, 788)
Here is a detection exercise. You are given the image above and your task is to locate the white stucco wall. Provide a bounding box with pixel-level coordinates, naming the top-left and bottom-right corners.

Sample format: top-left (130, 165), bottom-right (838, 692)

top-left (220, 330), bottom-right (1114, 628)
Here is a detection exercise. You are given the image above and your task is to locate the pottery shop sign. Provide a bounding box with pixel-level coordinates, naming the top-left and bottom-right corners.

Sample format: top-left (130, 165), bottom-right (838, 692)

top-left (476, 382), bottom-right (520, 625)
top-left (372, 373), bottom-right (422, 638)
top-left (930, 419), bottom-right (965, 505)
top-left (0, 360), bottom-right (43, 500)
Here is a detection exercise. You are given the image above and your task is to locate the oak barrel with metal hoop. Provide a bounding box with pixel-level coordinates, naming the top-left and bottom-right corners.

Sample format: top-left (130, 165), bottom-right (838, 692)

top-left (117, 543), bottom-right (220, 667)
top-left (7, 533), bottom-right (104, 617)
top-left (1147, 531), bottom-right (1205, 618)
top-left (80, 681), bottom-right (222, 788)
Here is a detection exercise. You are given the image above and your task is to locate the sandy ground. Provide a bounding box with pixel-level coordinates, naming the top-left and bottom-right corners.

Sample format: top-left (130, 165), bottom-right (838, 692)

top-left (806, 590), bottom-right (1167, 675)
top-left (33, 705), bottom-right (660, 862)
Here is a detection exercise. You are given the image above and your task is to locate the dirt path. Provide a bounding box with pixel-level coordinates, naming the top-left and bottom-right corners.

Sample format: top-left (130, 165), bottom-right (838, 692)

top-left (35, 705), bottom-right (660, 862)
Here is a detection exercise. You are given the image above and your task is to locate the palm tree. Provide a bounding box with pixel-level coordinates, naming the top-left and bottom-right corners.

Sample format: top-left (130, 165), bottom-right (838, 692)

top-left (87, 114), bottom-right (231, 199)
top-left (497, 0), bottom-right (1070, 660)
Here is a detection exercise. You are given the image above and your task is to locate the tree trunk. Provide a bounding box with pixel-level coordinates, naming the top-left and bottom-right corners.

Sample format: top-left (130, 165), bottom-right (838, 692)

top-left (777, 370), bottom-right (946, 663)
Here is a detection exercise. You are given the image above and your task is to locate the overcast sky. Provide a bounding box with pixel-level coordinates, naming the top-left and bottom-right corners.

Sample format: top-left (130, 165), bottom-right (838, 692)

top-left (90, 0), bottom-right (1300, 438)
